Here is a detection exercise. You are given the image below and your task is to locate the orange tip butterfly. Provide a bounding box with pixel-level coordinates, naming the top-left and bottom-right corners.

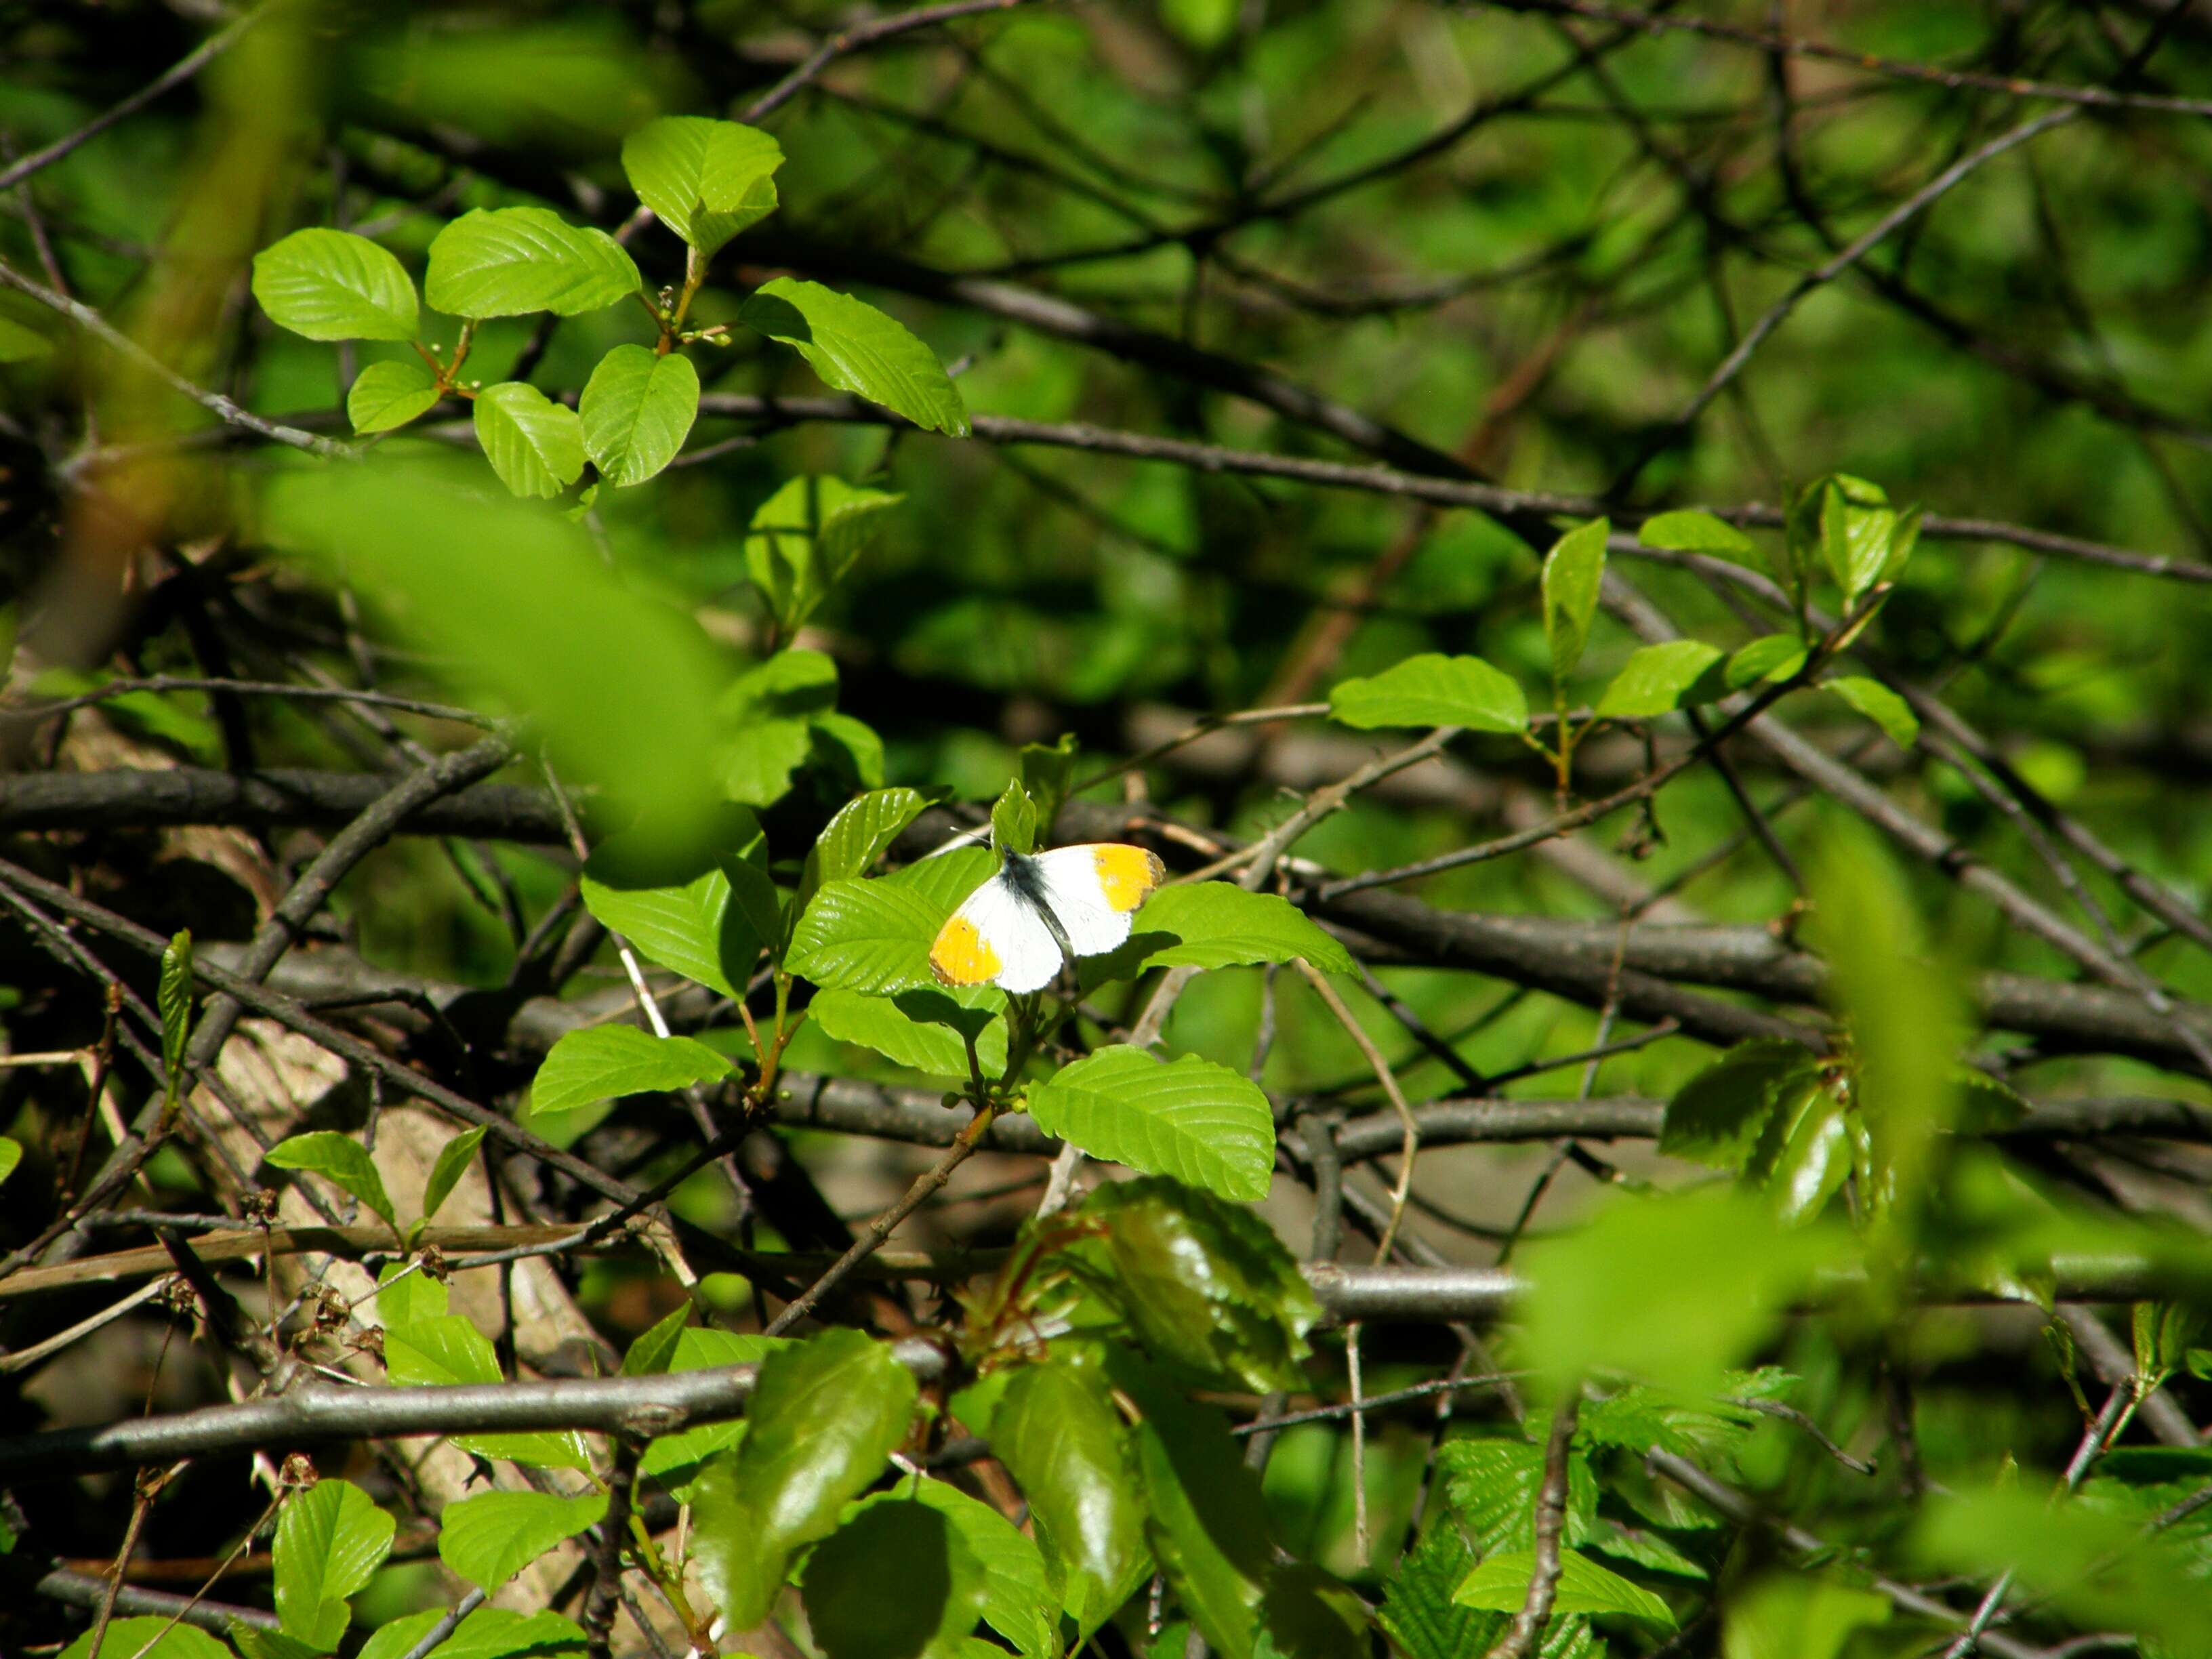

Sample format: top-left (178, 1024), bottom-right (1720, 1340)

top-left (929, 843), bottom-right (1166, 994)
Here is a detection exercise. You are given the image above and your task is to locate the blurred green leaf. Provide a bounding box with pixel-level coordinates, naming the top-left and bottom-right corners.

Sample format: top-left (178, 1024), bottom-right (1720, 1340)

top-left (426, 207), bottom-right (640, 319)
top-left (252, 228), bottom-right (418, 342)
top-left (1068, 1176), bottom-right (1319, 1391)
top-left (691, 1328), bottom-right (919, 1630)
top-left (1328, 653), bottom-right (1527, 732)
top-left (1019, 734), bottom-right (1079, 836)
top-left (265, 459), bottom-right (732, 851)
top-left (1541, 518), bottom-right (1609, 682)
top-left (1721, 1573), bottom-right (1888, 1659)
top-left (266, 1132), bottom-right (395, 1231)
top-left (438, 1490), bottom-right (606, 1595)
top-left (348, 359), bottom-right (441, 434)
top-left (472, 381), bottom-right (583, 498)
top-left (0, 1139), bottom-right (20, 1191)
top-left (989, 1361), bottom-right (1148, 1638)
top-left (1521, 1186), bottom-right (1847, 1391)
top-left (741, 277), bottom-right (971, 436)
top-left (1027, 1046), bottom-right (1274, 1201)
top-left (0, 315), bottom-right (54, 362)
top-left (622, 116), bottom-right (784, 255)
top-left (530, 1025), bottom-right (733, 1118)
top-left (581, 344), bottom-right (699, 487)
top-left (1725, 634), bottom-right (1807, 689)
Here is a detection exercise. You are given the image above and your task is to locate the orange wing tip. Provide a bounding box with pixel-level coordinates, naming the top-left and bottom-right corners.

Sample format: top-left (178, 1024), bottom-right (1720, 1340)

top-left (930, 916), bottom-right (1003, 987)
top-left (1092, 844), bottom-right (1168, 913)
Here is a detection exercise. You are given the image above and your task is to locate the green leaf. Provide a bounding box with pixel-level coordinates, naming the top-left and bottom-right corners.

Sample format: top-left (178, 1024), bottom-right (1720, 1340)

top-left (60, 1620), bottom-right (231, 1659)
top-left (0, 1139), bottom-right (19, 1190)
top-left (438, 1490), bottom-right (608, 1594)
top-left (1069, 1176), bottom-right (1319, 1391)
top-left (1744, 1076), bottom-right (1851, 1227)
top-left (1100, 883), bottom-right (1355, 978)
top-left (1520, 1186), bottom-right (1846, 1392)
top-left (691, 1328), bottom-right (920, 1631)
top-left (1541, 518), bottom-right (1610, 682)
top-left (621, 1305), bottom-right (691, 1377)
top-left (1437, 1435), bottom-right (1597, 1556)
top-left (1381, 1523), bottom-right (1511, 1659)
top-left (530, 1025), bottom-right (733, 1118)
top-left (1659, 1040), bottom-right (1823, 1171)
top-left (1587, 1517), bottom-right (1708, 1580)
top-left (1019, 733), bottom-right (1079, 837)
top-left (1328, 653), bottom-right (1527, 733)
top-left (231, 1624), bottom-right (329, 1659)
top-left (811, 987), bottom-right (1009, 1078)
top-left (844, 1481), bottom-right (1059, 1659)
top-left (991, 779), bottom-right (1038, 856)
top-left (265, 1132), bottom-right (396, 1231)
top-left (274, 1479), bottom-right (396, 1650)
top-left (789, 876), bottom-right (964, 996)
top-left (580, 344), bottom-right (699, 486)
top-left (159, 927), bottom-right (193, 1111)
top-left (580, 819), bottom-right (773, 998)
top-left (1725, 634), bottom-right (1807, 689)
top-left (1455, 1547), bottom-right (1676, 1627)
top-left (348, 359), bottom-right (442, 434)
top-left (1818, 479), bottom-right (1898, 609)
top-left (425, 206), bottom-right (640, 319)
top-left (419, 1126), bottom-right (486, 1225)
top-left (372, 1260), bottom-right (446, 1328)
top-left (741, 276), bottom-right (971, 436)
top-left (0, 314), bottom-right (54, 361)
top-left (1593, 641), bottom-right (1725, 720)
top-left (356, 1611), bottom-right (445, 1659)
top-left (990, 1361), bottom-right (1147, 1639)
top-left (718, 648), bottom-right (842, 806)
top-left (1639, 509), bottom-right (1755, 556)
top-left (1824, 676), bottom-right (1918, 747)
top-left (1027, 1045), bottom-right (1274, 1202)
top-left (412, 1609), bottom-right (585, 1659)
top-left (621, 116), bottom-right (784, 255)
top-left (1721, 1572), bottom-right (1889, 1659)
top-left (805, 1498), bottom-right (991, 1659)
top-left (252, 228), bottom-right (418, 342)
top-left (637, 1328), bottom-right (792, 1490)
top-left (383, 1314), bottom-right (592, 1470)
top-left (745, 474), bottom-right (904, 634)
top-left (795, 787), bottom-right (929, 924)
top-left (1123, 1368), bottom-right (1271, 1659)
top-left (473, 381), bottom-right (585, 499)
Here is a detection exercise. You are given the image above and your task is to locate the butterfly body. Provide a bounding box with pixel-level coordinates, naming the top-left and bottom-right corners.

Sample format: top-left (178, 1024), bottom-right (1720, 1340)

top-left (929, 843), bottom-right (1166, 994)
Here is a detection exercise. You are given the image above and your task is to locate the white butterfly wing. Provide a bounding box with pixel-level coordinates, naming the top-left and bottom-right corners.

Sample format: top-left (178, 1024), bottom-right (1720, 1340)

top-left (1031, 844), bottom-right (1163, 958)
top-left (935, 869), bottom-right (1064, 994)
